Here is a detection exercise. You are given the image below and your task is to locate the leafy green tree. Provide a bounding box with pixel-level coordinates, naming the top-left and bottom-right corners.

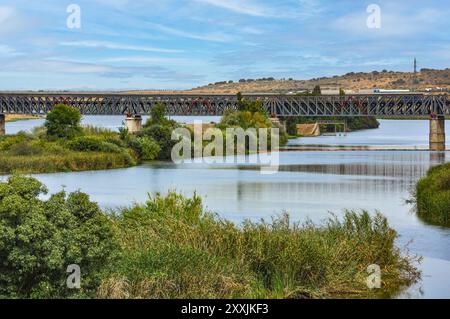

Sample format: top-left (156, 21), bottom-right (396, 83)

top-left (140, 125), bottom-right (175, 160)
top-left (150, 102), bottom-right (166, 125)
top-left (0, 175), bottom-right (117, 298)
top-left (339, 88), bottom-right (346, 96)
top-left (45, 104), bottom-right (82, 139)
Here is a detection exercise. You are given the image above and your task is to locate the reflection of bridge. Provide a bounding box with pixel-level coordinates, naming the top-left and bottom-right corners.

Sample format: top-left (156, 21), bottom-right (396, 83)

top-left (0, 93), bottom-right (448, 150)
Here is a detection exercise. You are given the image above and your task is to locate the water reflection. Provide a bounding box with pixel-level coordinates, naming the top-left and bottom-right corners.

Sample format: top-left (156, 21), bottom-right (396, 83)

top-left (2, 118), bottom-right (450, 298)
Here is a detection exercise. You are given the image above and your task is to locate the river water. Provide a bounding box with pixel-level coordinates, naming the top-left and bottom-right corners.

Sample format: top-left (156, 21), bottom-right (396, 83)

top-left (4, 117), bottom-right (450, 298)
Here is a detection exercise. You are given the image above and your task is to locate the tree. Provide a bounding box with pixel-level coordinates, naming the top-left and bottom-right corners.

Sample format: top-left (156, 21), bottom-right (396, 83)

top-left (140, 125), bottom-right (175, 160)
top-left (0, 175), bottom-right (117, 298)
top-left (339, 88), bottom-right (346, 96)
top-left (45, 104), bottom-right (82, 139)
top-left (312, 85), bottom-right (322, 96)
top-left (144, 102), bottom-right (176, 128)
top-left (149, 102), bottom-right (166, 125)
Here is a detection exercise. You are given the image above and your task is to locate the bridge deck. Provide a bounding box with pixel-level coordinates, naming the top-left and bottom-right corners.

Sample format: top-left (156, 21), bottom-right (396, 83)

top-left (0, 93), bottom-right (448, 117)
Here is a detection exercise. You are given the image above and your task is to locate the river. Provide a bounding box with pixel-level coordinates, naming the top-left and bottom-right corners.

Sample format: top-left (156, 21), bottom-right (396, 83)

top-left (4, 117), bottom-right (450, 298)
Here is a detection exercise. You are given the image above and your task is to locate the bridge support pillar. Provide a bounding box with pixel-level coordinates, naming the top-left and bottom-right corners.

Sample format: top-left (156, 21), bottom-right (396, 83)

top-left (0, 114), bottom-right (5, 136)
top-left (125, 115), bottom-right (142, 134)
top-left (429, 116), bottom-right (446, 151)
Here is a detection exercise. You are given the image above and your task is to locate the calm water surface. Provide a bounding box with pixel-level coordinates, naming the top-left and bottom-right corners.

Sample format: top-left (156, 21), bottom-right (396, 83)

top-left (3, 118), bottom-right (450, 298)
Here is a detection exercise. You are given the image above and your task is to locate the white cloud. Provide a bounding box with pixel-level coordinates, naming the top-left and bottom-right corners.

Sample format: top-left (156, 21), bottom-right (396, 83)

top-left (59, 41), bottom-right (182, 53)
top-left (194, 0), bottom-right (281, 17)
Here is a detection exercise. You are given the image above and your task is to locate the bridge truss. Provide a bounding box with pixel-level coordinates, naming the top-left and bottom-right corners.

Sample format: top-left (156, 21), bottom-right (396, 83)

top-left (0, 93), bottom-right (448, 117)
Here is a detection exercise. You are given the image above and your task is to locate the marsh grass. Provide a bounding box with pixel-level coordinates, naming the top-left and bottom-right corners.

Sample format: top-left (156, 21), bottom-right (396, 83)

top-left (99, 193), bottom-right (420, 299)
top-left (415, 163), bottom-right (450, 227)
top-left (0, 127), bottom-right (137, 174)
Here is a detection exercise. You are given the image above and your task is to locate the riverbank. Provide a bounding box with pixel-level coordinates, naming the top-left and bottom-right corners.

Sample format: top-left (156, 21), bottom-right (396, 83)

top-left (5, 114), bottom-right (44, 122)
top-left (415, 163), bottom-right (450, 227)
top-left (285, 116), bottom-right (380, 137)
top-left (0, 175), bottom-right (420, 299)
top-left (1, 102), bottom-right (287, 174)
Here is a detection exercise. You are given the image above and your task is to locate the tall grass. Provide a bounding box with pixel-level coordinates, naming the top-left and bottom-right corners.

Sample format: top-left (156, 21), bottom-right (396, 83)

top-left (0, 127), bottom-right (137, 174)
top-left (98, 193), bottom-right (420, 299)
top-left (0, 152), bottom-right (136, 174)
top-left (415, 163), bottom-right (450, 227)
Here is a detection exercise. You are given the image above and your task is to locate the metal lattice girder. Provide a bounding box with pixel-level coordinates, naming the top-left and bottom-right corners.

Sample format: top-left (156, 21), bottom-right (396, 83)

top-left (0, 93), bottom-right (448, 117)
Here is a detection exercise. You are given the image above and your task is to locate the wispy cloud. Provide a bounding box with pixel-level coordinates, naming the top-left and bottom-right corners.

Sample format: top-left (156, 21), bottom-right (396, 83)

top-left (0, 44), bottom-right (21, 57)
top-left (59, 41), bottom-right (182, 53)
top-left (146, 22), bottom-right (235, 42)
top-left (194, 0), bottom-right (282, 18)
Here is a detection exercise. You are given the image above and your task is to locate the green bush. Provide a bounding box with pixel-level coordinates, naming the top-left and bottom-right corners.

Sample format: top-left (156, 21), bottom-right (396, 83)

top-left (45, 104), bottom-right (82, 139)
top-left (416, 163), bottom-right (450, 226)
top-left (140, 125), bottom-right (175, 160)
top-left (137, 137), bottom-right (161, 160)
top-left (143, 102), bottom-right (178, 128)
top-left (8, 141), bottom-right (43, 156)
top-left (0, 175), bottom-right (118, 298)
top-left (0, 178), bottom-right (419, 299)
top-left (68, 136), bottom-right (121, 153)
top-left (285, 116), bottom-right (380, 136)
top-left (124, 136), bottom-right (160, 160)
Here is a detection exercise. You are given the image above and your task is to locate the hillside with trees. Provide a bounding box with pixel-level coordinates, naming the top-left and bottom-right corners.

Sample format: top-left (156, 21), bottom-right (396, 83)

top-left (185, 68), bottom-right (450, 94)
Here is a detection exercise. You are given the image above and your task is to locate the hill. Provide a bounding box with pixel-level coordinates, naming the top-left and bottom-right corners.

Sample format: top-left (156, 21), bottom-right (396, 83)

top-left (185, 68), bottom-right (450, 94)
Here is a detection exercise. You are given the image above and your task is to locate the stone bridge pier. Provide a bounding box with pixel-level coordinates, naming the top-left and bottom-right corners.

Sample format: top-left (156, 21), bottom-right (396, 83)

top-left (429, 116), bottom-right (446, 151)
top-left (125, 114), bottom-right (143, 134)
top-left (0, 114), bottom-right (5, 136)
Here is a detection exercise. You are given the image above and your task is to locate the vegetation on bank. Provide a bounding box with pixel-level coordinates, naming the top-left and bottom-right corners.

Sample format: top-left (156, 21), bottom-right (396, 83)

top-left (280, 86), bottom-right (380, 137)
top-left (1, 98), bottom-right (287, 174)
top-left (216, 96), bottom-right (289, 148)
top-left (415, 163), bottom-right (450, 227)
top-left (0, 175), bottom-right (420, 299)
top-left (0, 105), bottom-right (140, 174)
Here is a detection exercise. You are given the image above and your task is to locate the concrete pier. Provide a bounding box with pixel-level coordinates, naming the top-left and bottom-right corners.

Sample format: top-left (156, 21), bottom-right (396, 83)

top-left (429, 116), bottom-right (446, 151)
top-left (0, 114), bottom-right (5, 136)
top-left (125, 115), bottom-right (142, 134)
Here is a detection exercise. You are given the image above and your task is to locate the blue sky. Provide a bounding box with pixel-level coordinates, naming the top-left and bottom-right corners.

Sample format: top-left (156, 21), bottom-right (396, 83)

top-left (0, 0), bottom-right (449, 90)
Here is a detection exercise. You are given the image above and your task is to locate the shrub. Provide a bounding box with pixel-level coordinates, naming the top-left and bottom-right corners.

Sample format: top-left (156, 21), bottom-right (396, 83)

top-left (140, 125), bottom-right (175, 160)
top-left (8, 141), bottom-right (43, 156)
top-left (0, 175), bottom-right (118, 298)
top-left (137, 137), bottom-right (160, 160)
top-left (415, 163), bottom-right (450, 226)
top-left (45, 104), bottom-right (82, 139)
top-left (68, 136), bottom-right (121, 153)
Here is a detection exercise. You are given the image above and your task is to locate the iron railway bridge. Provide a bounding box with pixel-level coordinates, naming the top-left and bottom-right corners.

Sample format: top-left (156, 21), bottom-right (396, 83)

top-left (0, 93), bottom-right (447, 150)
top-left (0, 93), bottom-right (449, 117)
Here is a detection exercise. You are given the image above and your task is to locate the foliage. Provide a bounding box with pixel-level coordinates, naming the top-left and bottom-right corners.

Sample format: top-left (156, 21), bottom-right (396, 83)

top-left (415, 163), bottom-right (450, 227)
top-left (125, 136), bottom-right (161, 161)
top-left (68, 136), bottom-right (122, 153)
top-left (140, 125), bottom-right (175, 160)
top-left (285, 116), bottom-right (380, 136)
top-left (0, 125), bottom-right (137, 174)
top-left (143, 103), bottom-right (177, 128)
top-left (0, 178), bottom-right (420, 299)
top-left (0, 175), bottom-right (118, 298)
top-left (98, 192), bottom-right (419, 299)
top-left (236, 97), bottom-right (267, 115)
top-left (45, 104), bottom-right (82, 139)
top-left (312, 85), bottom-right (322, 96)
